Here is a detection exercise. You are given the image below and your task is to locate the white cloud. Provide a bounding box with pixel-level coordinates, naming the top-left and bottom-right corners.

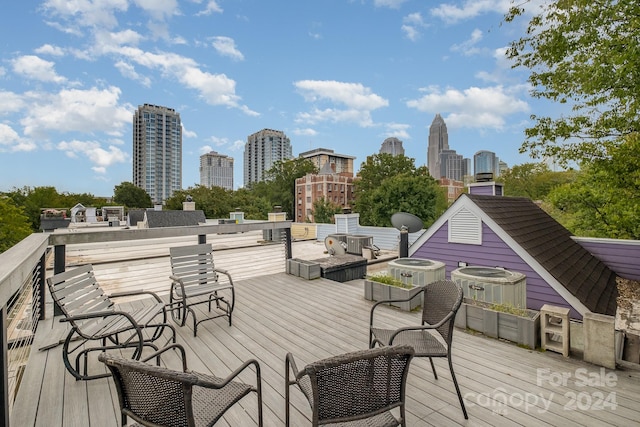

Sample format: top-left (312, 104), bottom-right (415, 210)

top-left (0, 67), bottom-right (5, 77)
top-left (181, 123), bottom-right (197, 138)
top-left (42, 0), bottom-right (129, 29)
top-left (406, 85), bottom-right (529, 130)
top-left (57, 139), bottom-right (128, 172)
top-left (0, 123), bottom-right (35, 152)
top-left (11, 55), bottom-right (66, 84)
top-left (133, 0), bottom-right (180, 20)
top-left (212, 37), bottom-right (244, 61)
top-left (230, 139), bottom-right (244, 151)
top-left (402, 13), bottom-right (427, 41)
top-left (20, 86), bottom-right (132, 138)
top-left (0, 91), bottom-right (26, 114)
top-left (430, 0), bottom-right (513, 24)
top-left (374, 0), bottom-right (407, 9)
top-left (196, 1), bottom-right (223, 16)
top-left (34, 44), bottom-right (65, 56)
top-left (451, 28), bottom-right (485, 56)
top-left (384, 123), bottom-right (410, 140)
top-left (294, 80), bottom-right (388, 127)
top-left (293, 128), bottom-right (318, 137)
top-left (115, 61), bottom-right (152, 87)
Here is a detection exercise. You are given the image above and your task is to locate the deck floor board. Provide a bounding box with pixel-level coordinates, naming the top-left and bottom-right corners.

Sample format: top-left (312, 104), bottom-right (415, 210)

top-left (11, 272), bottom-right (640, 427)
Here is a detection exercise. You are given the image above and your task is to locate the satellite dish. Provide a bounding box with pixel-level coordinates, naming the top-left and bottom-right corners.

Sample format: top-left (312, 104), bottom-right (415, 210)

top-left (391, 212), bottom-right (423, 233)
top-left (324, 235), bottom-right (347, 256)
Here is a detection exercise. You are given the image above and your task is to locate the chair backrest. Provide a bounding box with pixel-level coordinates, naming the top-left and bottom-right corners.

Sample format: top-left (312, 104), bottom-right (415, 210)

top-left (302, 345), bottom-right (414, 425)
top-left (99, 353), bottom-right (198, 427)
top-left (421, 280), bottom-right (463, 343)
top-left (47, 264), bottom-right (114, 322)
top-left (170, 243), bottom-right (218, 285)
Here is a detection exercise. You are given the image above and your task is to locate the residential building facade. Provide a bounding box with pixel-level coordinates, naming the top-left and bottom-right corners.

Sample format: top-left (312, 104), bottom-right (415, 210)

top-left (295, 148), bottom-right (356, 222)
top-left (200, 151), bottom-right (234, 190)
top-left (133, 103), bottom-right (182, 205)
top-left (243, 129), bottom-right (293, 186)
top-left (427, 113), bottom-right (449, 179)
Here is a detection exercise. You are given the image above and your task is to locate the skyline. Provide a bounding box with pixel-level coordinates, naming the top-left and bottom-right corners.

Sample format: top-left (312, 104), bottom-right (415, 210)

top-left (0, 1), bottom-right (557, 197)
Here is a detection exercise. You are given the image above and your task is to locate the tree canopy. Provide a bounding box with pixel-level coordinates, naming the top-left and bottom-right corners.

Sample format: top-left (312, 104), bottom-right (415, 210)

top-left (500, 162), bottom-right (575, 201)
top-left (0, 197), bottom-right (32, 253)
top-left (506, 0), bottom-right (640, 166)
top-left (353, 154), bottom-right (446, 227)
top-left (311, 197), bottom-right (343, 224)
top-left (113, 182), bottom-right (152, 208)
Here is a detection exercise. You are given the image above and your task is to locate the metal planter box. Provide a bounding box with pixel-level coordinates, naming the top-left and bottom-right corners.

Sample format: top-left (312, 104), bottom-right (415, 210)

top-left (363, 280), bottom-right (422, 311)
top-left (455, 300), bottom-right (540, 349)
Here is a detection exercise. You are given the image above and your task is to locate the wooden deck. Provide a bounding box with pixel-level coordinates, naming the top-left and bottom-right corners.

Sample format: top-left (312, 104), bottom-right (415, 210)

top-left (11, 272), bottom-right (640, 427)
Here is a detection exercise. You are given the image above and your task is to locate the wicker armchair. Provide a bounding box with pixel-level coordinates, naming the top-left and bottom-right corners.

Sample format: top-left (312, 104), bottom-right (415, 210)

top-left (169, 243), bottom-right (235, 336)
top-left (46, 264), bottom-right (176, 380)
top-left (99, 343), bottom-right (263, 426)
top-left (369, 279), bottom-right (468, 419)
top-left (285, 345), bottom-right (415, 426)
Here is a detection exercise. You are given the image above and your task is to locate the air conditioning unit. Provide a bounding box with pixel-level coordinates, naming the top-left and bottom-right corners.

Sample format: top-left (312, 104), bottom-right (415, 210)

top-left (388, 258), bottom-right (446, 287)
top-left (451, 266), bottom-right (526, 308)
top-left (346, 235), bottom-right (373, 255)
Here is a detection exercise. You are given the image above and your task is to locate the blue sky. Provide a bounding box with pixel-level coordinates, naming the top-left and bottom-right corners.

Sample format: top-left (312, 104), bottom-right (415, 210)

top-left (0, 0), bottom-right (552, 197)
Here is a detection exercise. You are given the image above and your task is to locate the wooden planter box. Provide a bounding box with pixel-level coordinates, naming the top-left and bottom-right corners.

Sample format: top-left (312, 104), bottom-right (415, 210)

top-left (363, 280), bottom-right (422, 311)
top-left (455, 300), bottom-right (540, 349)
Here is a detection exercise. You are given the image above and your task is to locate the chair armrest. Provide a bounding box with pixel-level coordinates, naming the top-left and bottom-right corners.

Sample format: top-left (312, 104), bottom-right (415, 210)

top-left (386, 310), bottom-right (456, 342)
top-left (141, 343), bottom-right (188, 371)
top-left (285, 352), bottom-right (302, 383)
top-left (109, 289), bottom-right (163, 303)
top-left (195, 359), bottom-right (262, 389)
top-left (213, 268), bottom-right (233, 285)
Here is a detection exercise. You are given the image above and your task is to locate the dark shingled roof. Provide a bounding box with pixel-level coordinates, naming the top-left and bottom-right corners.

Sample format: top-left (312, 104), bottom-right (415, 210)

top-left (467, 194), bottom-right (618, 316)
top-left (144, 210), bottom-right (206, 228)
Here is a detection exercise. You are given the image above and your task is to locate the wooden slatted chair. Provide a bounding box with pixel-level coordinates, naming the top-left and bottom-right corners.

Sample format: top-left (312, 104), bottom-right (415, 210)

top-left (100, 343), bottom-right (263, 427)
top-left (285, 345), bottom-right (415, 426)
top-left (169, 243), bottom-right (235, 336)
top-left (47, 264), bottom-right (176, 381)
top-left (369, 279), bottom-right (468, 419)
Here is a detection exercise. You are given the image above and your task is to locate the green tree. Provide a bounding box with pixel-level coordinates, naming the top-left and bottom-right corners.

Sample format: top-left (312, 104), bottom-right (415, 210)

top-left (353, 154), bottom-right (446, 227)
top-left (311, 197), bottom-right (342, 224)
top-left (501, 163), bottom-right (576, 200)
top-left (506, 0), bottom-right (640, 165)
top-left (165, 185), bottom-right (233, 219)
top-left (230, 188), bottom-right (271, 220)
top-left (5, 186), bottom-right (68, 230)
top-left (113, 182), bottom-right (152, 208)
top-left (0, 197), bottom-right (32, 253)
top-left (546, 134), bottom-right (640, 239)
top-left (255, 158), bottom-right (318, 220)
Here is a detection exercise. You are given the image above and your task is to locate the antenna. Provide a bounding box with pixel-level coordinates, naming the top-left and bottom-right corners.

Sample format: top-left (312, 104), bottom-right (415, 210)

top-left (391, 212), bottom-right (424, 258)
top-left (391, 212), bottom-right (423, 233)
top-left (324, 235), bottom-right (347, 256)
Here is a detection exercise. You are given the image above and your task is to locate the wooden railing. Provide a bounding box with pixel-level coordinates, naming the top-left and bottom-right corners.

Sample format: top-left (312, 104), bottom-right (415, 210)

top-left (0, 221), bottom-right (292, 427)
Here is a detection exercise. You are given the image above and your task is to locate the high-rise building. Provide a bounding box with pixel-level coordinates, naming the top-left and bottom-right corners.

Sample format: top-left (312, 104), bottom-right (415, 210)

top-left (427, 114), bottom-right (449, 179)
top-left (379, 137), bottom-right (405, 156)
top-left (439, 149), bottom-right (465, 182)
top-left (474, 150), bottom-right (497, 180)
top-left (243, 129), bottom-right (293, 186)
top-left (200, 151), bottom-right (234, 190)
top-left (133, 103), bottom-right (182, 205)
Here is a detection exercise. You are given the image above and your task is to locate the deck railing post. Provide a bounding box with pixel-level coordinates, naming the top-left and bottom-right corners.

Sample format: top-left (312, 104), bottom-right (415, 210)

top-left (284, 228), bottom-right (292, 260)
top-left (1, 305), bottom-right (9, 427)
top-left (38, 253), bottom-right (46, 321)
top-left (53, 245), bottom-right (66, 316)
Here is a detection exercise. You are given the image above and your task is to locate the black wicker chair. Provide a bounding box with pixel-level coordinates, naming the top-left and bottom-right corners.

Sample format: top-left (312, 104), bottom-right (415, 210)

top-left (46, 264), bottom-right (176, 380)
top-left (285, 345), bottom-right (415, 426)
top-left (99, 343), bottom-right (263, 426)
top-left (169, 243), bottom-right (235, 336)
top-left (369, 279), bottom-right (468, 419)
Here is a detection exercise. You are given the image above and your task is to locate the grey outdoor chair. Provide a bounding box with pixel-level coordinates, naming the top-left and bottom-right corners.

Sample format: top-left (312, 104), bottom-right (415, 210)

top-left (285, 345), bottom-right (415, 426)
top-left (369, 279), bottom-right (468, 419)
top-left (169, 243), bottom-right (235, 336)
top-left (99, 343), bottom-right (263, 426)
top-left (46, 264), bottom-right (176, 381)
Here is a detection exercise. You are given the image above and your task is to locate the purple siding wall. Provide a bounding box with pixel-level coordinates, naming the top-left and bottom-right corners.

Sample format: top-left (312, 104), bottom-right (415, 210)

top-left (412, 222), bottom-right (582, 319)
top-left (575, 238), bottom-right (640, 282)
